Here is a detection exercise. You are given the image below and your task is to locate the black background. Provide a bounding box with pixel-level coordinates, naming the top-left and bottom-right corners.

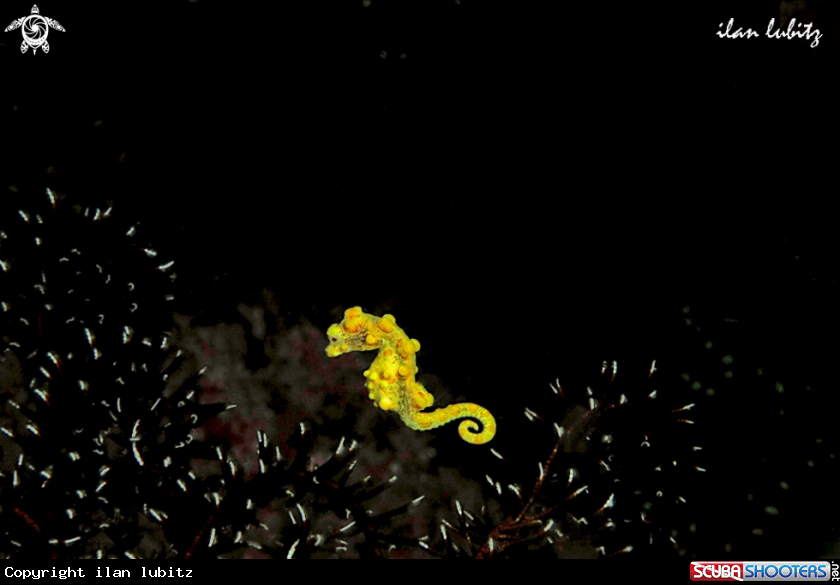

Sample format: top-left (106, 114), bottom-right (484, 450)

top-left (1, 0), bottom-right (838, 559)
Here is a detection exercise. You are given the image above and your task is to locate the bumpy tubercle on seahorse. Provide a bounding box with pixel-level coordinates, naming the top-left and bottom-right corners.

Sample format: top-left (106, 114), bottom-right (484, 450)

top-left (325, 306), bottom-right (496, 445)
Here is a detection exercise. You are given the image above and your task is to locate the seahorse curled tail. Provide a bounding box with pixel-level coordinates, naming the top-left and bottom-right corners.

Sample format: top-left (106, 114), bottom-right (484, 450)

top-left (410, 403), bottom-right (496, 445)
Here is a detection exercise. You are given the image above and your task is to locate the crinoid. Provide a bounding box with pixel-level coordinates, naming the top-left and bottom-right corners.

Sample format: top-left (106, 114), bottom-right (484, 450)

top-left (0, 187), bottom-right (207, 557)
top-left (430, 348), bottom-right (708, 559)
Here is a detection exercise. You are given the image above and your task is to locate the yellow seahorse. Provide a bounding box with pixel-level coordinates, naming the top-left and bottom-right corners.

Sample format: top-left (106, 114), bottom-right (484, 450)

top-left (325, 307), bottom-right (496, 445)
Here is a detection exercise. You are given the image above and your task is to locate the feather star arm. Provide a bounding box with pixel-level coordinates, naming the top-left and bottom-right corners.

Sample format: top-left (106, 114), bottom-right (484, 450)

top-left (325, 307), bottom-right (496, 445)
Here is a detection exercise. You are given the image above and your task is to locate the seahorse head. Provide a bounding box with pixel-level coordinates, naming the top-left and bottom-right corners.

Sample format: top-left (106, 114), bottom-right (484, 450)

top-left (325, 306), bottom-right (376, 357)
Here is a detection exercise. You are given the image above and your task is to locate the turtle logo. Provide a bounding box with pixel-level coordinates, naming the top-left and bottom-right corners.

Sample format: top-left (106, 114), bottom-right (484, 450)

top-left (4, 5), bottom-right (65, 55)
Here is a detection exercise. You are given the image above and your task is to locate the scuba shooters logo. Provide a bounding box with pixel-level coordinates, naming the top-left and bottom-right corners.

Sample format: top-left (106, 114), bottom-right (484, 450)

top-left (690, 561), bottom-right (839, 581)
top-left (4, 4), bottom-right (65, 54)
